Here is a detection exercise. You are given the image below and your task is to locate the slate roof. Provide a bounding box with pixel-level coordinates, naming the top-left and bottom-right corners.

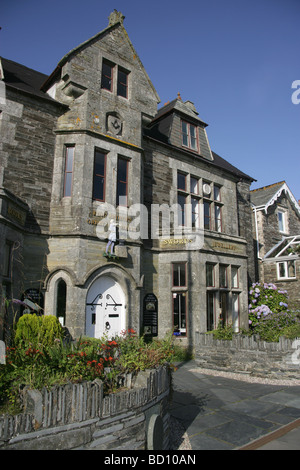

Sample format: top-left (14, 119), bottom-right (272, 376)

top-left (250, 181), bottom-right (300, 216)
top-left (152, 95), bottom-right (208, 126)
top-left (250, 181), bottom-right (286, 207)
top-left (0, 57), bottom-right (61, 104)
top-left (144, 97), bottom-right (254, 182)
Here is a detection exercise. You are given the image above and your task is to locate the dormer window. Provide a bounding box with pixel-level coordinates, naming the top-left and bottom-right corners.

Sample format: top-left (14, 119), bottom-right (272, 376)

top-left (181, 120), bottom-right (198, 151)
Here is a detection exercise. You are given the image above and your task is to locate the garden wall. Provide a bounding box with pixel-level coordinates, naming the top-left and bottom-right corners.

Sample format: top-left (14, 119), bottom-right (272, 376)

top-left (195, 332), bottom-right (300, 380)
top-left (0, 366), bottom-right (171, 450)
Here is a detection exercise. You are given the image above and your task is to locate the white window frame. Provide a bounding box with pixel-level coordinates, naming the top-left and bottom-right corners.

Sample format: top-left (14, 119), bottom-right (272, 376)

top-left (277, 210), bottom-right (287, 234)
top-left (277, 260), bottom-right (296, 280)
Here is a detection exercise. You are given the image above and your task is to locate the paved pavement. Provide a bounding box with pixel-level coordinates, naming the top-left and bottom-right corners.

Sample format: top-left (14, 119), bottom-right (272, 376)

top-left (170, 360), bottom-right (300, 450)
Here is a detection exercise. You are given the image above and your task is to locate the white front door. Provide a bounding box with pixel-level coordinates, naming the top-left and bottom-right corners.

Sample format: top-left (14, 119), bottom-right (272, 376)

top-left (86, 276), bottom-right (125, 339)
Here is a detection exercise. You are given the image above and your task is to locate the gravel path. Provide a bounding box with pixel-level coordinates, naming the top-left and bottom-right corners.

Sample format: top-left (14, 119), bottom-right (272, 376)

top-left (189, 367), bottom-right (300, 386)
top-left (169, 416), bottom-right (192, 450)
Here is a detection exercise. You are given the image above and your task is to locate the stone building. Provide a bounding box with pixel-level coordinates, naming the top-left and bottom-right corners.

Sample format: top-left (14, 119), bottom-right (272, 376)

top-left (251, 181), bottom-right (300, 307)
top-left (0, 11), bottom-right (255, 345)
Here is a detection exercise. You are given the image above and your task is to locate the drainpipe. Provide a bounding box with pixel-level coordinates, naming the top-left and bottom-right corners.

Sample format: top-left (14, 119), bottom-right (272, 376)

top-left (253, 206), bottom-right (261, 260)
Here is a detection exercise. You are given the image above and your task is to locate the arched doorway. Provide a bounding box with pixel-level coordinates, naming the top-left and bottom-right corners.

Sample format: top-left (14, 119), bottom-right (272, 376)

top-left (85, 275), bottom-right (126, 339)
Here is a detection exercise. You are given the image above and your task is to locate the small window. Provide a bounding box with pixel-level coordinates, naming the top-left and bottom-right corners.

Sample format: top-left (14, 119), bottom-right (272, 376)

top-left (214, 185), bottom-right (221, 201)
top-left (219, 265), bottom-right (228, 288)
top-left (278, 211), bottom-right (287, 233)
top-left (232, 293), bottom-right (239, 333)
top-left (101, 60), bottom-right (114, 92)
top-left (63, 146), bottom-right (74, 197)
top-left (117, 157), bottom-right (128, 206)
top-left (192, 197), bottom-right (199, 228)
top-left (178, 194), bottom-right (187, 226)
top-left (56, 279), bottom-right (67, 327)
top-left (93, 150), bottom-right (106, 201)
top-left (207, 291), bottom-right (215, 331)
top-left (206, 264), bottom-right (215, 287)
top-left (231, 266), bottom-right (239, 288)
top-left (181, 121), bottom-right (198, 151)
top-left (173, 263), bottom-right (186, 287)
top-left (204, 201), bottom-right (211, 230)
top-left (277, 260), bottom-right (296, 279)
top-left (214, 204), bottom-right (222, 232)
top-left (117, 68), bottom-right (129, 98)
top-left (173, 292), bottom-right (186, 335)
top-left (191, 177), bottom-right (199, 194)
top-left (177, 172), bottom-right (186, 191)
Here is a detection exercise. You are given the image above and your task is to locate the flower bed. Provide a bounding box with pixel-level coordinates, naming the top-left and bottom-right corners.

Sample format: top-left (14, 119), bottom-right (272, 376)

top-left (209, 282), bottom-right (300, 342)
top-left (0, 315), bottom-right (176, 415)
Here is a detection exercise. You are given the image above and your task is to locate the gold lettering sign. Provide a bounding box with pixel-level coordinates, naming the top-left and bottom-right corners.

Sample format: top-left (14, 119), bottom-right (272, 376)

top-left (7, 204), bottom-right (26, 226)
top-left (212, 241), bottom-right (237, 251)
top-left (162, 238), bottom-right (193, 246)
top-left (86, 211), bottom-right (134, 226)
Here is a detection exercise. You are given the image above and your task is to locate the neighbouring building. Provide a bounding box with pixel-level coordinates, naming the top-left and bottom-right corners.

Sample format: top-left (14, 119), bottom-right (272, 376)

top-left (251, 181), bottom-right (300, 307)
top-left (0, 10), bottom-right (255, 346)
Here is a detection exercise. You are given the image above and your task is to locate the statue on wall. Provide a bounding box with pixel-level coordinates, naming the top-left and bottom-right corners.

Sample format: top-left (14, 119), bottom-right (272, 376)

top-left (104, 219), bottom-right (118, 259)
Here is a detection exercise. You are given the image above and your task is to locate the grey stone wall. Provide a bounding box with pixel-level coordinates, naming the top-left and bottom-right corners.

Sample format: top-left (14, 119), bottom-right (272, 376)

top-left (236, 180), bottom-right (256, 284)
top-left (195, 332), bottom-right (300, 380)
top-left (1, 88), bottom-right (61, 233)
top-left (0, 366), bottom-right (171, 450)
top-left (263, 259), bottom-right (300, 306)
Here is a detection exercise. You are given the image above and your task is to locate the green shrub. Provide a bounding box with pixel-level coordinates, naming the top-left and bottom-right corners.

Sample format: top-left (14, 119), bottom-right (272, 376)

top-left (14, 314), bottom-right (64, 348)
top-left (249, 282), bottom-right (289, 328)
top-left (254, 311), bottom-right (299, 342)
top-left (207, 323), bottom-right (233, 340)
top-left (1, 329), bottom-right (176, 414)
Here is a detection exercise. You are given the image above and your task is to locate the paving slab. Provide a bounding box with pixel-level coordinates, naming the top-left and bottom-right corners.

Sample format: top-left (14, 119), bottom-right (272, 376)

top-left (171, 360), bottom-right (300, 450)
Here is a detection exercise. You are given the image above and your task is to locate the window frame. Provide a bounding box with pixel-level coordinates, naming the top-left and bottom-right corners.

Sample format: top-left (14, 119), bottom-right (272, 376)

top-left (214, 204), bottom-right (222, 232)
top-left (219, 265), bottom-right (228, 288)
top-left (177, 172), bottom-right (187, 191)
top-left (191, 197), bottom-right (200, 228)
top-left (117, 156), bottom-right (129, 207)
top-left (92, 149), bottom-right (106, 202)
top-left (117, 67), bottom-right (129, 98)
top-left (232, 293), bottom-right (240, 333)
top-left (190, 176), bottom-right (199, 195)
top-left (204, 200), bottom-right (211, 230)
top-left (181, 120), bottom-right (199, 152)
top-left (63, 145), bottom-right (75, 198)
top-left (101, 60), bottom-right (114, 92)
top-left (231, 266), bottom-right (240, 289)
top-left (172, 262), bottom-right (187, 288)
top-left (206, 263), bottom-right (215, 287)
top-left (277, 260), bottom-right (296, 280)
top-left (277, 210), bottom-right (287, 234)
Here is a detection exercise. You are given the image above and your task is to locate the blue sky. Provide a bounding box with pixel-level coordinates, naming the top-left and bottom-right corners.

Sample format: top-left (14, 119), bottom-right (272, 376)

top-left (1, 0), bottom-right (299, 200)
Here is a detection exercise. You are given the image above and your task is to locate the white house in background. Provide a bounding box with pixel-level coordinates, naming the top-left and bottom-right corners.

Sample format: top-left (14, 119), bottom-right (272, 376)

top-left (251, 181), bottom-right (300, 307)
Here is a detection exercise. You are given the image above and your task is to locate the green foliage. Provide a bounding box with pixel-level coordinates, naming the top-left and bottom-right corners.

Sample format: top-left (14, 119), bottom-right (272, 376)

top-left (14, 314), bottom-right (64, 348)
top-left (207, 323), bottom-right (234, 340)
top-left (254, 311), bottom-right (299, 342)
top-left (248, 282), bottom-right (289, 328)
top-left (0, 329), bottom-right (176, 415)
top-left (247, 282), bottom-right (300, 342)
top-left (207, 280), bottom-right (300, 343)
